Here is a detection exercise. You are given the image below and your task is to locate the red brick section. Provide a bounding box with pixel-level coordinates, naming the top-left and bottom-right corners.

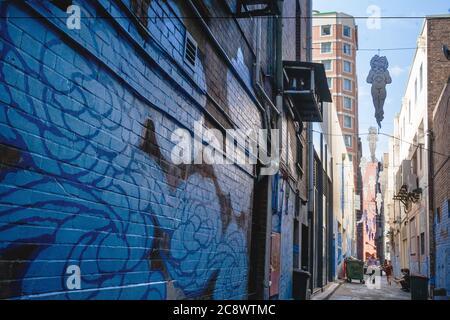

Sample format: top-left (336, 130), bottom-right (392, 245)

top-left (427, 17), bottom-right (450, 125)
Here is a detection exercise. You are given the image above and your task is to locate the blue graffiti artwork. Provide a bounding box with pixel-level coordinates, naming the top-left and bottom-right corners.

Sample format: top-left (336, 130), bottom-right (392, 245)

top-left (0, 1), bottom-right (248, 300)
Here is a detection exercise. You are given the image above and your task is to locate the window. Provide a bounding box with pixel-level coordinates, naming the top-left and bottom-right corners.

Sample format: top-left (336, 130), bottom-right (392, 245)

top-left (343, 79), bottom-right (352, 92)
top-left (343, 115), bottom-right (352, 128)
top-left (410, 217), bottom-right (417, 255)
top-left (343, 96), bottom-right (352, 110)
top-left (403, 117), bottom-right (405, 137)
top-left (412, 150), bottom-right (418, 175)
top-left (322, 60), bottom-right (332, 71)
top-left (348, 154), bottom-right (353, 162)
top-left (297, 141), bottom-right (303, 171)
top-left (419, 145), bottom-right (423, 171)
top-left (343, 25), bottom-right (351, 38)
top-left (419, 64), bottom-right (423, 91)
top-left (321, 25), bottom-right (331, 36)
top-left (415, 79), bottom-right (418, 102)
top-left (436, 207), bottom-right (441, 224)
top-left (321, 42), bottom-right (332, 53)
top-left (420, 232), bottom-right (425, 255)
top-left (327, 77), bottom-right (333, 89)
top-left (343, 43), bottom-right (351, 55)
top-left (343, 60), bottom-right (352, 73)
top-left (408, 101), bottom-right (411, 123)
top-left (344, 135), bottom-right (352, 147)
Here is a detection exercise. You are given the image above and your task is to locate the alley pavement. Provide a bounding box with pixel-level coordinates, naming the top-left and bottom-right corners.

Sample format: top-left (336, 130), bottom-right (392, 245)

top-left (328, 276), bottom-right (411, 300)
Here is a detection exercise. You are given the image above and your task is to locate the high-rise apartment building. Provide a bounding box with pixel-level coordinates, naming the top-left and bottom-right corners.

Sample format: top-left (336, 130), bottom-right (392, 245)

top-left (312, 12), bottom-right (359, 178)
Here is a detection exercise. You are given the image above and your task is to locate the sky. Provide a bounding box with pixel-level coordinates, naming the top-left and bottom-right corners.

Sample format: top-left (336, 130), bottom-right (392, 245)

top-left (313, 0), bottom-right (450, 162)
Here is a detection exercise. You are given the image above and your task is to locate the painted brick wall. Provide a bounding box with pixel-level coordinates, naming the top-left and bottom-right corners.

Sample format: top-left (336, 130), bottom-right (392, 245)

top-left (427, 16), bottom-right (450, 294)
top-left (0, 0), bottom-right (275, 299)
top-left (433, 81), bottom-right (450, 293)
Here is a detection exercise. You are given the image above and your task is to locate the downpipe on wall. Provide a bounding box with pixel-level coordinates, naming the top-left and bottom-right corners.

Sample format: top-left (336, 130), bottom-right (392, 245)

top-left (255, 14), bottom-right (274, 300)
top-left (305, 0), bottom-right (315, 285)
top-left (427, 128), bottom-right (435, 296)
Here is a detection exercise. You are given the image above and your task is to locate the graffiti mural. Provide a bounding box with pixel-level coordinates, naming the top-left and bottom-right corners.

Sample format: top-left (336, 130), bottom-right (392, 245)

top-left (0, 1), bottom-right (250, 299)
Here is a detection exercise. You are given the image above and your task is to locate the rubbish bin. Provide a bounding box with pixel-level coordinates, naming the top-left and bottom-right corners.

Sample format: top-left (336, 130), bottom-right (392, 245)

top-left (293, 269), bottom-right (311, 300)
top-left (410, 274), bottom-right (429, 300)
top-left (345, 258), bottom-right (365, 284)
top-left (433, 288), bottom-right (448, 300)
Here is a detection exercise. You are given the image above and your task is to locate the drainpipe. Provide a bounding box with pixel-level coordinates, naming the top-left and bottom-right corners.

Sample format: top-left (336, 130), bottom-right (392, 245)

top-left (262, 0), bottom-right (284, 300)
top-left (275, 0), bottom-right (284, 156)
top-left (427, 128), bottom-right (435, 294)
top-left (255, 14), bottom-right (273, 301)
top-left (305, 0), bottom-right (315, 283)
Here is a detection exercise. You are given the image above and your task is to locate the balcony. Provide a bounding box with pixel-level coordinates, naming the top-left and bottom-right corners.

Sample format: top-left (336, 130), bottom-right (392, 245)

top-left (283, 61), bottom-right (332, 122)
top-left (235, 0), bottom-right (280, 18)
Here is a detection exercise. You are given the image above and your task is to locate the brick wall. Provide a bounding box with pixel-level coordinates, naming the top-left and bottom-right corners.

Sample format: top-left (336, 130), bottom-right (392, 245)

top-left (433, 80), bottom-right (450, 292)
top-left (0, 0), bottom-right (307, 300)
top-left (427, 17), bottom-right (450, 124)
top-left (0, 0), bottom-right (287, 299)
top-left (427, 16), bottom-right (450, 293)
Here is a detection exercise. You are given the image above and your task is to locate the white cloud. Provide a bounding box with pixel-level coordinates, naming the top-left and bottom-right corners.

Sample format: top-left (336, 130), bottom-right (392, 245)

top-left (390, 65), bottom-right (405, 77)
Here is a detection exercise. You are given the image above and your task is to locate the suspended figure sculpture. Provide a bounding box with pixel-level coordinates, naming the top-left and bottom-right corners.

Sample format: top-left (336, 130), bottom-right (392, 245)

top-left (366, 55), bottom-right (392, 128)
top-left (367, 127), bottom-right (378, 163)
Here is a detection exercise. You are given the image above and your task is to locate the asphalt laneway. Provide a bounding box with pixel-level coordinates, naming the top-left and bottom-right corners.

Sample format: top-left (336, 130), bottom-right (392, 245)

top-left (328, 276), bottom-right (411, 300)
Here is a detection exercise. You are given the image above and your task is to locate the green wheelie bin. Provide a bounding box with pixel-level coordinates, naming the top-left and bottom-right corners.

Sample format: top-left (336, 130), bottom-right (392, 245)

top-left (345, 258), bottom-right (365, 284)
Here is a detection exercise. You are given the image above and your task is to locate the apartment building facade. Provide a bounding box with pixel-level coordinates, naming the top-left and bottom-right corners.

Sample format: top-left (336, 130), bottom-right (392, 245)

top-left (311, 11), bottom-right (359, 273)
top-left (312, 11), bottom-right (359, 177)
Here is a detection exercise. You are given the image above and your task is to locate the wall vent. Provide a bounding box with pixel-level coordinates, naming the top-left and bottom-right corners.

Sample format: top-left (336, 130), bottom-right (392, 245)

top-left (184, 32), bottom-right (197, 69)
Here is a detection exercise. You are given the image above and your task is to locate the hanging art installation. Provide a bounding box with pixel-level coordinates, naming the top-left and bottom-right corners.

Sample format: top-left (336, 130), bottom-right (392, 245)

top-left (366, 55), bottom-right (392, 128)
top-left (367, 126), bottom-right (379, 163)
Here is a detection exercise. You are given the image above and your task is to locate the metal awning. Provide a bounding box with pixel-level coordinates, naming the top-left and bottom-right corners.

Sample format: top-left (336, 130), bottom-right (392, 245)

top-left (283, 61), bottom-right (332, 122)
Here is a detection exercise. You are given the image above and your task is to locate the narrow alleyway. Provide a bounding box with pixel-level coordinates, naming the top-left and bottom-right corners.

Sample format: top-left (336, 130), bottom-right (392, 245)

top-left (328, 277), bottom-right (411, 300)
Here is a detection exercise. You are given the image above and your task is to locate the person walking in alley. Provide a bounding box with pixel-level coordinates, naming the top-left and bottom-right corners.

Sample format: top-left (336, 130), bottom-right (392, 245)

top-left (383, 260), bottom-right (393, 285)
